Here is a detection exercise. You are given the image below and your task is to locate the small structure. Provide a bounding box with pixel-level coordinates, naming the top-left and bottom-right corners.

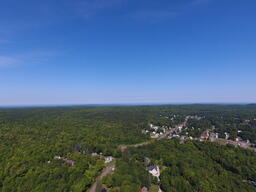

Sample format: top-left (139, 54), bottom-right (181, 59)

top-left (105, 156), bottom-right (114, 164)
top-left (250, 181), bottom-right (256, 187)
top-left (210, 133), bottom-right (219, 142)
top-left (177, 126), bottom-right (182, 132)
top-left (91, 153), bottom-right (98, 157)
top-left (65, 159), bottom-right (75, 166)
top-left (225, 132), bottom-right (230, 140)
top-left (149, 124), bottom-right (160, 131)
top-left (151, 133), bottom-right (160, 139)
top-left (140, 186), bottom-right (149, 192)
top-left (53, 155), bottom-right (75, 166)
top-left (54, 155), bottom-right (62, 160)
top-left (235, 137), bottom-right (242, 142)
top-left (144, 157), bottom-right (151, 167)
top-left (200, 131), bottom-right (209, 140)
top-left (244, 180), bottom-right (256, 187)
top-left (180, 136), bottom-right (186, 144)
top-left (119, 145), bottom-right (127, 152)
top-left (148, 165), bottom-right (160, 180)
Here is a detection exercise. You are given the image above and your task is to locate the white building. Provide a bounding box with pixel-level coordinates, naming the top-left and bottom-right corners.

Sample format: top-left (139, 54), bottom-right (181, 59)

top-left (148, 165), bottom-right (160, 180)
top-left (225, 132), bottom-right (230, 140)
top-left (105, 156), bottom-right (114, 164)
top-left (54, 155), bottom-right (62, 160)
top-left (151, 133), bottom-right (160, 138)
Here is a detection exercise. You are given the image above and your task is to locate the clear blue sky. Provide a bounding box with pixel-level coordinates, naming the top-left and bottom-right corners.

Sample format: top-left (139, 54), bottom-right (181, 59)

top-left (0, 0), bottom-right (256, 105)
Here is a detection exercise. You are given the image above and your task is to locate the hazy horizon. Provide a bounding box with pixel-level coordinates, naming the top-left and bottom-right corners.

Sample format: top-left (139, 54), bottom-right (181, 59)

top-left (1, 102), bottom-right (256, 108)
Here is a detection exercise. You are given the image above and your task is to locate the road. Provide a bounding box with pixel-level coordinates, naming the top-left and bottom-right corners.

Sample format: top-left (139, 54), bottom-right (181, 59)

top-left (214, 138), bottom-right (256, 152)
top-left (119, 122), bottom-right (186, 151)
top-left (88, 117), bottom-right (256, 192)
top-left (88, 164), bottom-right (115, 192)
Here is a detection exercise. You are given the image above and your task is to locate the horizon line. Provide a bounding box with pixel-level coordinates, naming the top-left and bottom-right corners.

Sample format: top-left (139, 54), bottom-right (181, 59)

top-left (0, 102), bottom-right (256, 109)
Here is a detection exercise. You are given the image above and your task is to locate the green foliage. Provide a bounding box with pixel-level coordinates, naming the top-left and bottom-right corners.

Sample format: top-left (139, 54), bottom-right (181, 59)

top-left (126, 139), bottom-right (256, 192)
top-left (0, 107), bottom-right (149, 191)
top-left (1, 105), bottom-right (256, 191)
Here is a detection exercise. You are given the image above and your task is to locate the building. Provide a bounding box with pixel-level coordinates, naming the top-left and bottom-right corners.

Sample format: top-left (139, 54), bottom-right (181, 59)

top-left (54, 155), bottom-right (62, 159)
top-left (54, 156), bottom-right (75, 166)
top-left (148, 165), bottom-right (160, 179)
top-left (200, 131), bottom-right (209, 140)
top-left (178, 126), bottom-right (183, 132)
top-left (105, 156), bottom-right (114, 164)
top-left (140, 187), bottom-right (149, 192)
top-left (210, 133), bottom-right (219, 142)
top-left (91, 153), bottom-right (98, 157)
top-left (65, 160), bottom-right (75, 166)
top-left (225, 132), bottom-right (230, 140)
top-left (149, 124), bottom-right (160, 131)
top-left (151, 133), bottom-right (160, 138)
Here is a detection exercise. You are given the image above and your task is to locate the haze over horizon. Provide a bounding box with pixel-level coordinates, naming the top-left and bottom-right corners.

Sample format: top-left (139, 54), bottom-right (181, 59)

top-left (1, 0), bottom-right (256, 105)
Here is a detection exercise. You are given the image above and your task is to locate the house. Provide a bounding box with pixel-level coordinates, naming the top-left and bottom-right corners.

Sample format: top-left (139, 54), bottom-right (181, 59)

top-left (180, 136), bottom-right (186, 144)
top-left (148, 165), bottom-right (160, 178)
top-left (54, 156), bottom-right (75, 166)
top-left (151, 133), bottom-right (160, 138)
top-left (105, 156), bottom-right (114, 164)
top-left (65, 160), bottom-right (75, 166)
top-left (54, 155), bottom-right (62, 160)
top-left (200, 131), bottom-right (209, 140)
top-left (245, 180), bottom-right (256, 187)
top-left (149, 124), bottom-right (160, 131)
top-left (91, 153), bottom-right (98, 157)
top-left (235, 137), bottom-right (242, 142)
top-left (250, 181), bottom-right (256, 187)
top-left (225, 132), bottom-right (230, 140)
top-left (210, 133), bottom-right (219, 141)
top-left (140, 187), bottom-right (149, 192)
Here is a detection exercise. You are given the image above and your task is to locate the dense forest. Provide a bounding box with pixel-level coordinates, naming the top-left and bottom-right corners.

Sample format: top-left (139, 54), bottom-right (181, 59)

top-left (1, 105), bottom-right (256, 191)
top-left (106, 139), bottom-right (256, 192)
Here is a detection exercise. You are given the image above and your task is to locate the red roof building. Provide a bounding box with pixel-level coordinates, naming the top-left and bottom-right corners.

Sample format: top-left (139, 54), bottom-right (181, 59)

top-left (140, 187), bottom-right (149, 192)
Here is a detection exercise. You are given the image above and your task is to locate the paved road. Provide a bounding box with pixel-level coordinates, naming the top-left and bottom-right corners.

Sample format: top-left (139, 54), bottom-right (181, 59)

top-left (89, 118), bottom-right (256, 192)
top-left (119, 123), bottom-right (185, 151)
top-left (214, 138), bottom-right (256, 152)
top-left (90, 120), bottom-right (189, 191)
top-left (88, 165), bottom-right (115, 192)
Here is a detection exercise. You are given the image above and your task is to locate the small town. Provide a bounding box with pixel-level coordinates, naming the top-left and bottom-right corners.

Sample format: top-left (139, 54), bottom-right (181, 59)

top-left (143, 115), bottom-right (256, 152)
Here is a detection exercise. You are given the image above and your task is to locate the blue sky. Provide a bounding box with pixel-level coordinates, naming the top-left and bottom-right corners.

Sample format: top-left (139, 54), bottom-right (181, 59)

top-left (0, 0), bottom-right (256, 105)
